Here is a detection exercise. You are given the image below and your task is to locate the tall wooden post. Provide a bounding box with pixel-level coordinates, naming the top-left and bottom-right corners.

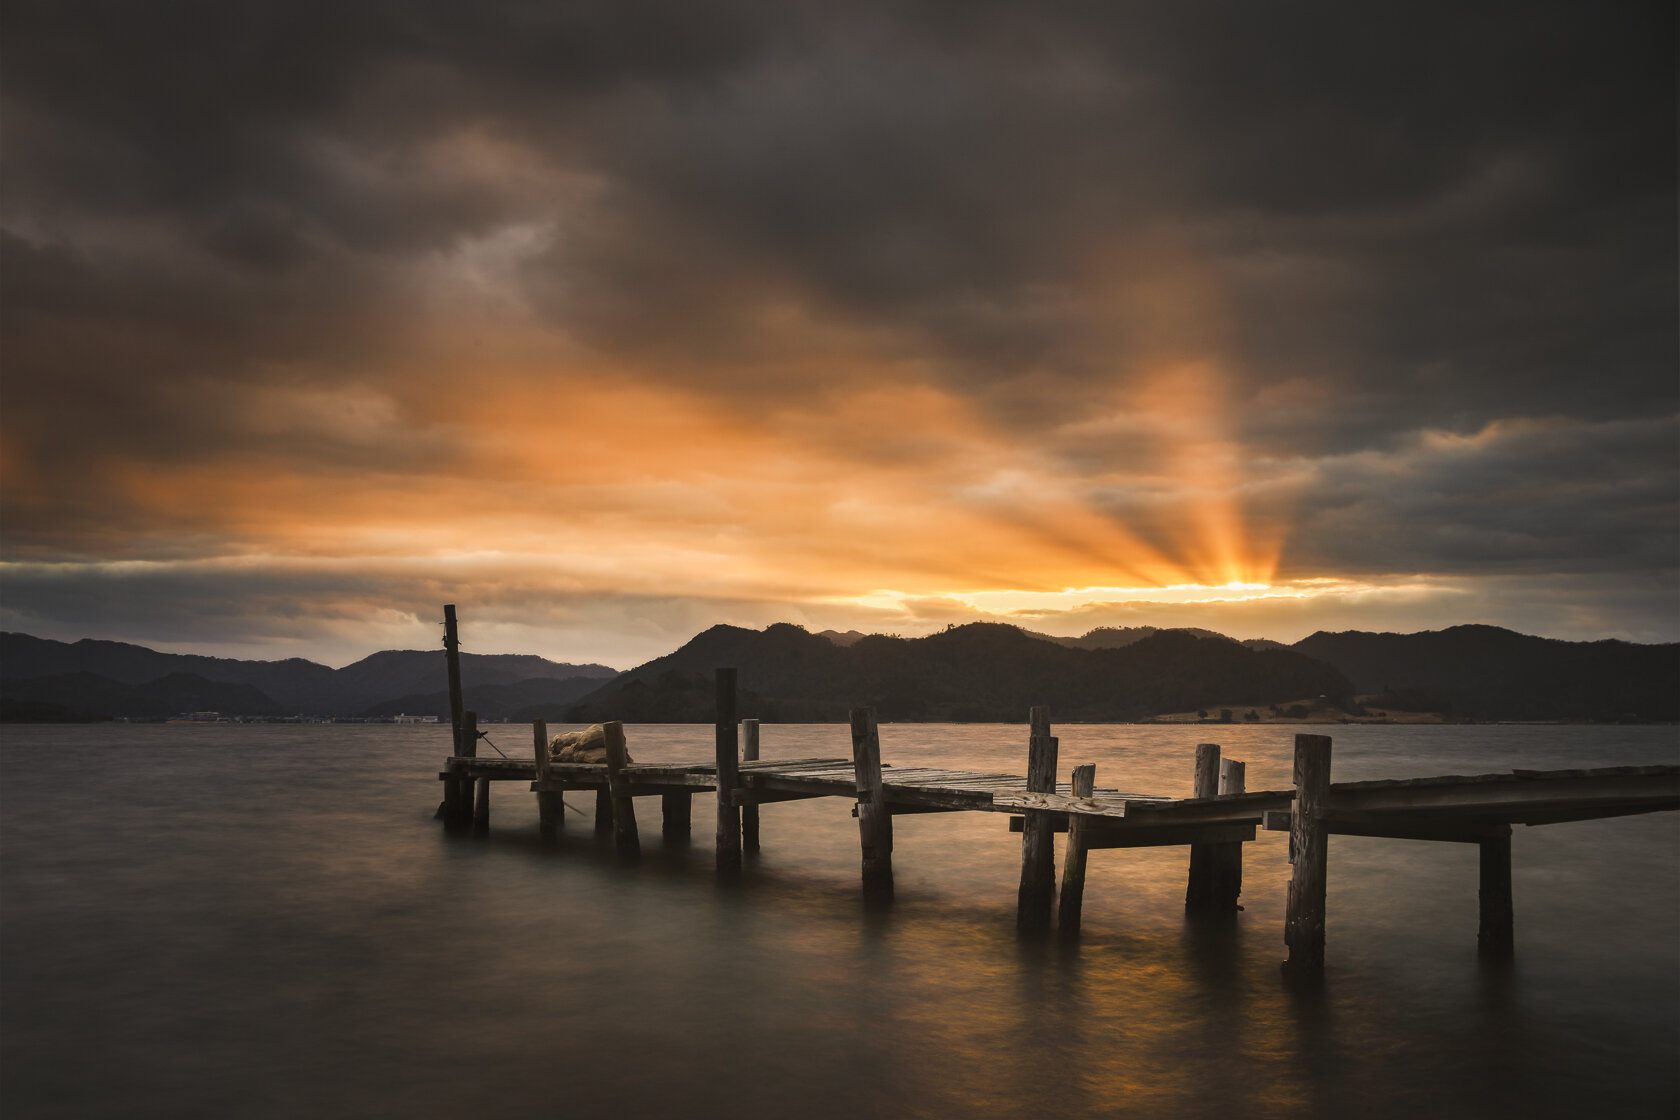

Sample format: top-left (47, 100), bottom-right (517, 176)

top-left (1185, 743), bottom-right (1221, 912)
top-left (715, 668), bottom-right (742, 876)
top-left (1057, 763), bottom-right (1097, 938)
top-left (594, 789), bottom-right (614, 838)
top-left (1284, 734), bottom-right (1333, 974)
top-left (533, 718), bottom-right (563, 841)
top-left (741, 718), bottom-right (761, 853)
top-left (602, 720), bottom-right (639, 858)
top-left (1478, 828), bottom-right (1515, 958)
top-left (460, 710), bottom-right (479, 758)
top-left (850, 707), bottom-right (893, 902)
top-left (443, 605), bottom-right (465, 756)
top-left (1016, 707), bottom-right (1058, 933)
top-left (1211, 758), bottom-right (1246, 910)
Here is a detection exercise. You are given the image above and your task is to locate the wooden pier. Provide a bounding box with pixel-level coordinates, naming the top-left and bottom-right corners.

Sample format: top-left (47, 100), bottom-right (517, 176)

top-left (433, 611), bottom-right (1679, 972)
top-left (436, 673), bottom-right (1678, 972)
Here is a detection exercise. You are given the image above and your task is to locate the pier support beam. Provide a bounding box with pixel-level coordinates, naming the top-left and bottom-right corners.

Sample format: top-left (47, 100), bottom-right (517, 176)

top-left (850, 707), bottom-right (893, 903)
top-left (742, 718), bottom-right (761, 853)
top-left (594, 789), bottom-right (613, 838)
top-left (473, 776), bottom-right (490, 836)
top-left (1211, 759), bottom-right (1246, 911)
top-left (1016, 707), bottom-right (1058, 934)
top-left (1185, 743), bottom-right (1221, 912)
top-left (1057, 763), bottom-right (1096, 938)
top-left (446, 710), bottom-right (479, 830)
top-left (441, 766), bottom-right (466, 830)
top-left (662, 793), bottom-right (693, 844)
top-left (1284, 734), bottom-right (1333, 975)
top-left (603, 721), bottom-right (639, 859)
top-left (533, 719), bottom-right (563, 841)
top-left (1478, 829), bottom-right (1514, 958)
top-left (716, 669), bottom-right (742, 877)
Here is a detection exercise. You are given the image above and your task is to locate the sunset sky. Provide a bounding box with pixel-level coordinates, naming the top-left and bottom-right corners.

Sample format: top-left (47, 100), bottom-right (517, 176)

top-left (3, 1), bottom-right (1675, 670)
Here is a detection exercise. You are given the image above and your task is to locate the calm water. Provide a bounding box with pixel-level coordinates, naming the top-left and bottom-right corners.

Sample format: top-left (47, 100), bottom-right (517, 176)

top-left (2, 722), bottom-right (1676, 1119)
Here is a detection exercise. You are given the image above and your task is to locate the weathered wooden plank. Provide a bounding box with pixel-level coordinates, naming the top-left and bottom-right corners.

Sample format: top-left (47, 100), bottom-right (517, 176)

top-left (993, 791), bottom-right (1133, 817)
top-left (1284, 734), bottom-right (1333, 975)
top-left (732, 789), bottom-right (833, 806)
top-left (742, 718), bottom-right (760, 853)
top-left (1326, 767), bottom-right (1679, 816)
top-left (716, 669), bottom-right (741, 876)
top-left (851, 708), bottom-right (893, 903)
top-left (883, 788), bottom-right (997, 811)
top-left (1017, 708), bottom-right (1058, 934)
top-left (1057, 763), bottom-right (1096, 938)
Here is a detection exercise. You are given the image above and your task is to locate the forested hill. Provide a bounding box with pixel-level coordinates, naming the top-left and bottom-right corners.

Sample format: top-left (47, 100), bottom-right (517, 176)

top-left (560, 622), bottom-right (1354, 723)
top-left (1292, 625), bottom-right (1680, 722)
top-left (0, 633), bottom-right (617, 719)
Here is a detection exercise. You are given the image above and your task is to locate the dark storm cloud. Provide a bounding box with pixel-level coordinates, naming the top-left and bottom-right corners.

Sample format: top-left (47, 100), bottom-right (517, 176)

top-left (2, 0), bottom-right (1674, 639)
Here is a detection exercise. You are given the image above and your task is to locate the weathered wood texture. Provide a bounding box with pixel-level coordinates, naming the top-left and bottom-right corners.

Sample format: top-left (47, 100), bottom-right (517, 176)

top-left (533, 719), bottom-right (562, 840)
top-left (603, 721), bottom-right (639, 857)
top-left (594, 788), bottom-right (613, 837)
top-left (715, 669), bottom-right (741, 875)
top-left (1210, 758), bottom-right (1246, 911)
top-left (662, 793), bottom-right (693, 842)
top-left (850, 708), bottom-right (893, 902)
top-left (742, 718), bottom-right (760, 853)
top-left (443, 604), bottom-right (465, 755)
top-left (1185, 743), bottom-right (1222, 912)
top-left (1478, 830), bottom-right (1515, 958)
top-left (1057, 763), bottom-right (1096, 938)
top-left (1016, 708), bottom-right (1059, 933)
top-left (460, 710), bottom-right (479, 760)
top-left (1284, 734), bottom-right (1333, 974)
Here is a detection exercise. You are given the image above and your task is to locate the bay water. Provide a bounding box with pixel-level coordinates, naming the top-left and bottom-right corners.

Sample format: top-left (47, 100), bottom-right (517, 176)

top-left (3, 722), bottom-right (1676, 1119)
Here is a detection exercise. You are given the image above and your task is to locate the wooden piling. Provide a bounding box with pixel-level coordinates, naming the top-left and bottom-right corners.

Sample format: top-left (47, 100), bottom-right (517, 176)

top-left (533, 718), bottom-right (562, 841)
top-left (1057, 763), bottom-right (1097, 938)
top-left (1185, 743), bottom-right (1221, 912)
top-left (1284, 733), bottom-right (1333, 974)
top-left (443, 605), bottom-right (465, 756)
top-left (850, 707), bottom-right (893, 902)
top-left (742, 718), bottom-right (761, 853)
top-left (662, 792), bottom-right (693, 844)
top-left (602, 720), bottom-right (639, 858)
top-left (1211, 758), bottom-right (1246, 911)
top-left (715, 668), bottom-right (742, 875)
top-left (1016, 707), bottom-right (1058, 933)
top-left (1478, 828), bottom-right (1515, 958)
top-left (594, 789), bottom-right (614, 838)
top-left (473, 776), bottom-right (490, 836)
top-left (442, 765), bottom-right (464, 829)
top-left (455, 710), bottom-right (479, 824)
